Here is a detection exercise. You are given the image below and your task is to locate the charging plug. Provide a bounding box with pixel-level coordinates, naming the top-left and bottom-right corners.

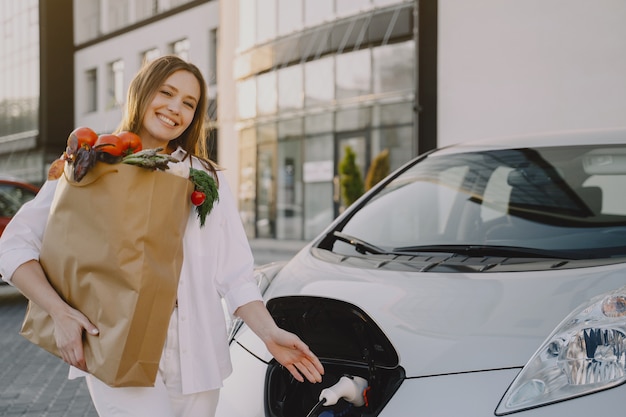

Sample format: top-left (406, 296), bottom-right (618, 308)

top-left (319, 375), bottom-right (369, 407)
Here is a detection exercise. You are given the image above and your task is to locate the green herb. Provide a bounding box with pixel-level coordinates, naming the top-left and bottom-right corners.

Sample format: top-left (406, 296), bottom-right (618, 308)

top-left (189, 167), bottom-right (219, 227)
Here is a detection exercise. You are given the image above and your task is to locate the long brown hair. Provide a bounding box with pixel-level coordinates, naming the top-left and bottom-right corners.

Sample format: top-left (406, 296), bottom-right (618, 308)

top-left (116, 55), bottom-right (218, 177)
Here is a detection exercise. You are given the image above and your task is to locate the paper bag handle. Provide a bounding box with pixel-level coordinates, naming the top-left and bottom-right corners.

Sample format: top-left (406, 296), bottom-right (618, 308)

top-left (63, 161), bottom-right (120, 187)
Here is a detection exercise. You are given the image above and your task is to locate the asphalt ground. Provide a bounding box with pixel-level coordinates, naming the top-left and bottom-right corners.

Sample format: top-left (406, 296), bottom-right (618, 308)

top-left (0, 239), bottom-right (306, 416)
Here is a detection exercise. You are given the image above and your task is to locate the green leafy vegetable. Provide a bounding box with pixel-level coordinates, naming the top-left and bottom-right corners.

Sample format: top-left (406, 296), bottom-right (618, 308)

top-left (189, 167), bottom-right (219, 227)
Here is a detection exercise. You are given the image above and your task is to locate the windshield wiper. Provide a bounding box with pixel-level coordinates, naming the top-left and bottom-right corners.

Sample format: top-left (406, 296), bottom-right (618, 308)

top-left (392, 244), bottom-right (581, 260)
top-left (331, 231), bottom-right (391, 255)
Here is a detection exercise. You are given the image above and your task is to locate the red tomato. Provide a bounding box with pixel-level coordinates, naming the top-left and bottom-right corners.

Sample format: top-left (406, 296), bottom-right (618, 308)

top-left (67, 127), bottom-right (98, 154)
top-left (117, 131), bottom-right (143, 155)
top-left (94, 134), bottom-right (125, 157)
top-left (191, 190), bottom-right (206, 206)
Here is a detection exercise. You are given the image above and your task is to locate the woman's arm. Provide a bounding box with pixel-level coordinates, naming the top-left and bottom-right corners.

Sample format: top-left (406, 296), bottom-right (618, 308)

top-left (11, 260), bottom-right (99, 371)
top-left (235, 300), bottom-right (324, 384)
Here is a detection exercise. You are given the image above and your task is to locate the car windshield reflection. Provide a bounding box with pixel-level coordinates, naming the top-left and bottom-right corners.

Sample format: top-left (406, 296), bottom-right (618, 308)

top-left (322, 144), bottom-right (626, 260)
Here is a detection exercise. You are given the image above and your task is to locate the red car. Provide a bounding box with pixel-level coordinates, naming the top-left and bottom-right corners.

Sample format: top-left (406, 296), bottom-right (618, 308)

top-left (0, 176), bottom-right (40, 237)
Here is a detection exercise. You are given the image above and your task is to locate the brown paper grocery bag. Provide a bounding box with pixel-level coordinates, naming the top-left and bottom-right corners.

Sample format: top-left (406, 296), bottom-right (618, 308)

top-left (20, 161), bottom-right (193, 387)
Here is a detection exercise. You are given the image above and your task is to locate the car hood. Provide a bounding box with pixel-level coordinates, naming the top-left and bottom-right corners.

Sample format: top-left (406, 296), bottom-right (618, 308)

top-left (242, 246), bottom-right (626, 378)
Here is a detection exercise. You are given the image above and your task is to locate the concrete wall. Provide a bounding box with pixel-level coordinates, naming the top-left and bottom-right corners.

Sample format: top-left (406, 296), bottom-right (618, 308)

top-left (438, 0), bottom-right (626, 146)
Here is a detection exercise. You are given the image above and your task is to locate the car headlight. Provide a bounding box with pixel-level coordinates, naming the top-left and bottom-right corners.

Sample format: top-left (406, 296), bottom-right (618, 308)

top-left (496, 286), bottom-right (626, 415)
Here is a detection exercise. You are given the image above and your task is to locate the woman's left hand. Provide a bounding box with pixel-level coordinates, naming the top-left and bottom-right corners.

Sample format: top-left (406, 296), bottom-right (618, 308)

top-left (264, 327), bottom-right (324, 383)
top-left (235, 300), bottom-right (325, 384)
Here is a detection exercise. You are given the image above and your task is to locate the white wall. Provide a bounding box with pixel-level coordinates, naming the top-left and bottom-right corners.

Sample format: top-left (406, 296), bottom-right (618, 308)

top-left (438, 0), bottom-right (626, 146)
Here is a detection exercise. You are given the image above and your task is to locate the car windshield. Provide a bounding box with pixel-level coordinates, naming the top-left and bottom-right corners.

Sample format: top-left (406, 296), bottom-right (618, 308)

top-left (328, 144), bottom-right (626, 260)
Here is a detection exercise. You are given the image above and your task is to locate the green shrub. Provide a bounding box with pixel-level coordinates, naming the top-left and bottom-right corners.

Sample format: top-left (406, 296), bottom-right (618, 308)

top-left (365, 149), bottom-right (390, 191)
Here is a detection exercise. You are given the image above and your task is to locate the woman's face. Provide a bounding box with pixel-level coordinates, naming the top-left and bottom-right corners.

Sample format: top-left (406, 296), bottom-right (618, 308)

top-left (138, 69), bottom-right (201, 151)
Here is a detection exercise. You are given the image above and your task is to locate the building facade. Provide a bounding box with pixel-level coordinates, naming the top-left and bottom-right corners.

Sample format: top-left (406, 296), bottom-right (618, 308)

top-left (73, 0), bottom-right (219, 156)
top-left (0, 0), bottom-right (73, 185)
top-left (220, 0), bottom-right (430, 241)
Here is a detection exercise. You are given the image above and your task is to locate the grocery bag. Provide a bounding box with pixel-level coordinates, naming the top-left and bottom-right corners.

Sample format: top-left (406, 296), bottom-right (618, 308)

top-left (20, 161), bottom-right (193, 387)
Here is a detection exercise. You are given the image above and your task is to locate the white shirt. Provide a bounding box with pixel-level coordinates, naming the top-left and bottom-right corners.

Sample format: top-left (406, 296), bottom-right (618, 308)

top-left (0, 150), bottom-right (262, 394)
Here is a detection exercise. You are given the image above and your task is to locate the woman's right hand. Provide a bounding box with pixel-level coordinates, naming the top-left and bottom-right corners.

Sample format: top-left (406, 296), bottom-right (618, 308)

top-left (9, 260), bottom-right (99, 371)
top-left (51, 305), bottom-right (99, 371)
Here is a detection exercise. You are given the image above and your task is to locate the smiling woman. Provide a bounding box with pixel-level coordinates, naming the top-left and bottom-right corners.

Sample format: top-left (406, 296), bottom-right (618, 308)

top-left (0, 55), bottom-right (324, 417)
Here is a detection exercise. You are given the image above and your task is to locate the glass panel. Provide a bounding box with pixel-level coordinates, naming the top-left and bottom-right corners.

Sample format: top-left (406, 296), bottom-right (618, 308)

top-left (375, 101), bottom-right (413, 126)
top-left (336, 49), bottom-right (372, 100)
top-left (0, 0), bottom-right (39, 136)
top-left (304, 0), bottom-right (334, 26)
top-left (239, 0), bottom-right (256, 50)
top-left (107, 0), bottom-right (129, 32)
top-left (239, 127), bottom-right (257, 237)
top-left (171, 38), bottom-right (190, 61)
top-left (107, 59), bottom-right (124, 109)
top-left (257, 143), bottom-right (277, 238)
top-left (278, 118), bottom-right (303, 139)
top-left (278, 0), bottom-right (303, 36)
top-left (86, 68), bottom-right (98, 113)
top-left (209, 29), bottom-right (218, 85)
top-left (257, 72), bottom-right (278, 116)
top-left (142, 48), bottom-right (161, 65)
top-left (278, 66), bottom-right (303, 110)
top-left (237, 77), bottom-right (257, 120)
top-left (373, 41), bottom-right (414, 93)
top-left (370, 125), bottom-right (413, 172)
top-left (374, 0), bottom-right (404, 6)
top-left (304, 134), bottom-right (334, 239)
top-left (257, 0), bottom-right (277, 43)
top-left (305, 112), bottom-right (334, 135)
top-left (277, 138), bottom-right (303, 239)
top-left (336, 106), bottom-right (371, 132)
top-left (304, 56), bottom-right (334, 106)
top-left (74, 0), bottom-right (100, 43)
top-left (336, 0), bottom-right (371, 17)
top-left (257, 122), bottom-right (277, 145)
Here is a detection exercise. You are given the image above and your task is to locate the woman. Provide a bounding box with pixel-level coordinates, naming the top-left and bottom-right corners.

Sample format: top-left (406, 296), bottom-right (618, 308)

top-left (0, 55), bottom-right (324, 416)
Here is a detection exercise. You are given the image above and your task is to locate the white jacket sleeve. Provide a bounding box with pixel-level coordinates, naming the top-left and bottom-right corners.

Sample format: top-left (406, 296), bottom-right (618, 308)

top-left (0, 180), bottom-right (57, 284)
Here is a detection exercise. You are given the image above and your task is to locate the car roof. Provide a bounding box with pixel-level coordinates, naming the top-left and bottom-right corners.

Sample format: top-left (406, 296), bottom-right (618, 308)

top-left (433, 127), bottom-right (626, 156)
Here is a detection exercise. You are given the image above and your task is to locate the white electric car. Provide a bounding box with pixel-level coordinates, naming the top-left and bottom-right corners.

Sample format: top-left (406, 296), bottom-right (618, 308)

top-left (216, 129), bottom-right (626, 417)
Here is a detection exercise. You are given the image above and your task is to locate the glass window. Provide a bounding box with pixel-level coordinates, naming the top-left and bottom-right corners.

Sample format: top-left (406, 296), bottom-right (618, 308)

top-left (74, 0), bottom-right (100, 43)
top-left (237, 77), bottom-right (257, 120)
top-left (278, 66), bottom-right (303, 110)
top-left (86, 68), bottom-right (98, 113)
top-left (107, 0), bottom-right (129, 32)
top-left (107, 59), bottom-right (124, 109)
top-left (374, 101), bottom-right (413, 126)
top-left (305, 112), bottom-right (334, 135)
top-left (304, 0), bottom-right (334, 27)
top-left (277, 131), bottom-right (304, 240)
top-left (239, 127), bottom-right (257, 237)
top-left (371, 125), bottom-right (414, 171)
top-left (278, 0), bottom-right (303, 36)
top-left (304, 134), bottom-right (335, 240)
top-left (0, 184), bottom-right (38, 217)
top-left (336, 106), bottom-right (371, 132)
top-left (257, 142), bottom-right (277, 238)
top-left (142, 48), bottom-right (161, 66)
top-left (135, 0), bottom-right (158, 21)
top-left (239, 0), bottom-right (256, 50)
top-left (171, 38), bottom-right (190, 61)
top-left (336, 0), bottom-right (371, 16)
top-left (257, 71), bottom-right (278, 116)
top-left (305, 56), bottom-right (334, 107)
top-left (373, 41), bottom-right (414, 94)
top-left (257, 0), bottom-right (277, 44)
top-left (336, 49), bottom-right (372, 100)
top-left (209, 29), bottom-right (218, 85)
top-left (374, 0), bottom-right (403, 6)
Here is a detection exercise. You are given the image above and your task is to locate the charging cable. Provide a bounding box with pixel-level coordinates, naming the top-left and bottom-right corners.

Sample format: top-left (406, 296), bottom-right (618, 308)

top-left (306, 375), bottom-right (369, 417)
